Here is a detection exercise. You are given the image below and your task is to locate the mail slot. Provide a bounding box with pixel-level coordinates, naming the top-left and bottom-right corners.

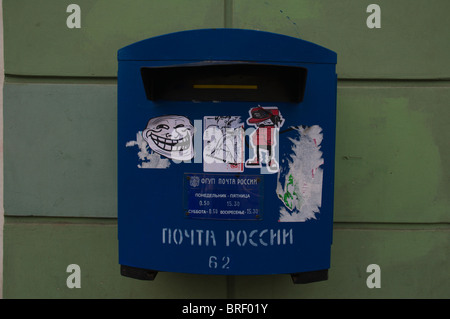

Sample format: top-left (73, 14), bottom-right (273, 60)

top-left (117, 29), bottom-right (337, 283)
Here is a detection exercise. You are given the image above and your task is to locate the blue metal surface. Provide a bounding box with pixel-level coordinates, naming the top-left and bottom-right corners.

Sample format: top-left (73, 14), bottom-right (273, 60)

top-left (118, 29), bottom-right (337, 276)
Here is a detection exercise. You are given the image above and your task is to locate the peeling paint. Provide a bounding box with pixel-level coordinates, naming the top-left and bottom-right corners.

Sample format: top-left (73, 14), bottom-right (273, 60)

top-left (277, 125), bottom-right (324, 222)
top-left (126, 132), bottom-right (171, 169)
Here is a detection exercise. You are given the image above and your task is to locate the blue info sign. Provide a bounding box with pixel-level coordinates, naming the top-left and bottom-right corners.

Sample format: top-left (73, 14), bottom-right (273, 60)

top-left (184, 173), bottom-right (264, 220)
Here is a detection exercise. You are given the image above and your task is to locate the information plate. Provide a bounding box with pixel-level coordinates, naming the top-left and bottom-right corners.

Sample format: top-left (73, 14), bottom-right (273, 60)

top-left (184, 173), bottom-right (263, 220)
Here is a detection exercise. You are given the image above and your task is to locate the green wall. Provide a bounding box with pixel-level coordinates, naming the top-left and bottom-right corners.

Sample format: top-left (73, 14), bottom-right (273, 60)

top-left (3, 0), bottom-right (450, 298)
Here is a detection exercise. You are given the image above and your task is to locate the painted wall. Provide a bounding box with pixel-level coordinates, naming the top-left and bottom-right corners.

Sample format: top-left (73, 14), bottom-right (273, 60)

top-left (2, 0), bottom-right (449, 298)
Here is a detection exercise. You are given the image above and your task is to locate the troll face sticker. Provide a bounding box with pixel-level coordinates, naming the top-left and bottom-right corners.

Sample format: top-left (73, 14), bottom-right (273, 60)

top-left (142, 115), bottom-right (194, 161)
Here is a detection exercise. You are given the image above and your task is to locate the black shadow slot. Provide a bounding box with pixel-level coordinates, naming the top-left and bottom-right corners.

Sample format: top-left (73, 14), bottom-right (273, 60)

top-left (141, 63), bottom-right (307, 103)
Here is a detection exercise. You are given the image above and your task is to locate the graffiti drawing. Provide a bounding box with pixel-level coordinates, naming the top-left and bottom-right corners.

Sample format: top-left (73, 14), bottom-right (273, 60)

top-left (276, 125), bottom-right (324, 222)
top-left (245, 106), bottom-right (285, 173)
top-left (203, 116), bottom-right (244, 172)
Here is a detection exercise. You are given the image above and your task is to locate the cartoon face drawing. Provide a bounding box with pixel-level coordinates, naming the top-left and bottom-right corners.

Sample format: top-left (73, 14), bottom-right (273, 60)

top-left (247, 106), bottom-right (285, 128)
top-left (142, 115), bottom-right (194, 161)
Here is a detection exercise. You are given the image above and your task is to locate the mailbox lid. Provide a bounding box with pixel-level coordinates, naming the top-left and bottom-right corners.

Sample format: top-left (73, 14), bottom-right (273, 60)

top-left (118, 28), bottom-right (336, 64)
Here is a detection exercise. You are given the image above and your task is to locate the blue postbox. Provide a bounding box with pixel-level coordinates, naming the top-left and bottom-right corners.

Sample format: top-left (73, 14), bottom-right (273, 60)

top-left (118, 29), bottom-right (337, 283)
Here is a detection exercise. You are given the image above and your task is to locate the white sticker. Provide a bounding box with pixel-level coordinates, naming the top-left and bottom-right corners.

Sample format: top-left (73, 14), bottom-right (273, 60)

top-left (245, 106), bottom-right (285, 174)
top-left (203, 116), bottom-right (244, 173)
top-left (276, 125), bottom-right (324, 222)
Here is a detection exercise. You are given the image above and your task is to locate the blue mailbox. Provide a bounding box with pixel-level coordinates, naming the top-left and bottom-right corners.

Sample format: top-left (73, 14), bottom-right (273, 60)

top-left (118, 29), bottom-right (337, 283)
